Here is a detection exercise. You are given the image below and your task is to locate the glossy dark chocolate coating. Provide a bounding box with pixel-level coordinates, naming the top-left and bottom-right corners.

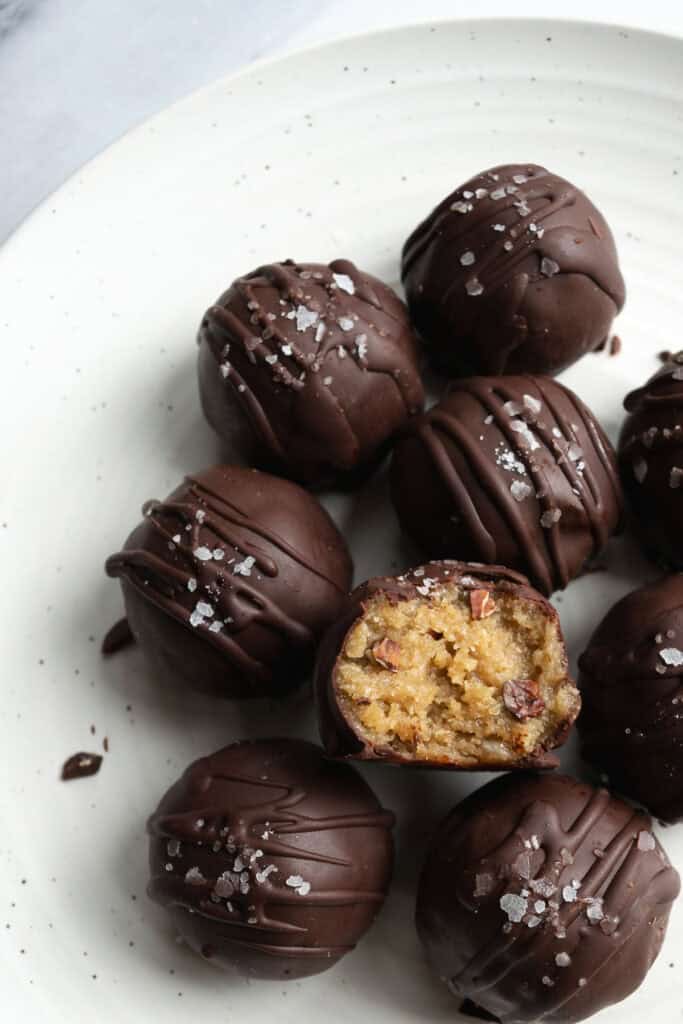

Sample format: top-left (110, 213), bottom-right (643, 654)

top-left (416, 773), bottom-right (679, 1023)
top-left (316, 560), bottom-right (576, 768)
top-left (619, 356), bottom-right (683, 567)
top-left (578, 574), bottom-right (683, 823)
top-left (402, 164), bottom-right (625, 377)
top-left (105, 465), bottom-right (352, 698)
top-left (390, 376), bottom-right (623, 595)
top-left (147, 738), bottom-right (394, 979)
top-left (198, 259), bottom-right (424, 487)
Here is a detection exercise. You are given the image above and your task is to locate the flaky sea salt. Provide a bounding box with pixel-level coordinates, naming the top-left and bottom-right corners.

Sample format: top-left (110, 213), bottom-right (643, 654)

top-left (185, 867), bottom-right (205, 885)
top-left (540, 508), bottom-right (562, 528)
top-left (504, 400), bottom-right (523, 416)
top-left (637, 831), bottom-right (656, 851)
top-left (509, 419), bottom-right (540, 450)
top-left (500, 892), bottom-right (528, 923)
top-left (233, 555), bottom-right (256, 577)
top-left (332, 273), bottom-right (355, 294)
top-left (511, 480), bottom-right (533, 502)
top-left (294, 305), bottom-right (319, 332)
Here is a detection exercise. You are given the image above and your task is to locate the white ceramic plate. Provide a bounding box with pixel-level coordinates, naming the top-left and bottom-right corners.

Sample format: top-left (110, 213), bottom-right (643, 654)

top-left (1, 17), bottom-right (682, 1022)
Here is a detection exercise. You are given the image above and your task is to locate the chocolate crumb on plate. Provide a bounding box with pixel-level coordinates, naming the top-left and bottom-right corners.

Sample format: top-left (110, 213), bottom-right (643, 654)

top-left (101, 617), bottom-right (134, 655)
top-left (61, 752), bottom-right (103, 781)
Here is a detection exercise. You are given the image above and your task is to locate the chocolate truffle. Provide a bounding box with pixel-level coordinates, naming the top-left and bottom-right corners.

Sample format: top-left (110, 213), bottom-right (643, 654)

top-left (402, 163), bottom-right (625, 377)
top-left (316, 561), bottom-right (580, 768)
top-left (416, 772), bottom-right (680, 1023)
top-left (105, 465), bottom-right (352, 698)
top-left (147, 738), bottom-right (394, 979)
top-left (390, 376), bottom-right (623, 595)
top-left (619, 354), bottom-right (683, 567)
top-left (578, 574), bottom-right (683, 823)
top-left (197, 259), bottom-right (424, 487)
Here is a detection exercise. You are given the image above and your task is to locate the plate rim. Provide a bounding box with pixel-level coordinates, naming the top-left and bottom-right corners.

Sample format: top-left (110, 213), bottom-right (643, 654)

top-left (2, 14), bottom-right (683, 257)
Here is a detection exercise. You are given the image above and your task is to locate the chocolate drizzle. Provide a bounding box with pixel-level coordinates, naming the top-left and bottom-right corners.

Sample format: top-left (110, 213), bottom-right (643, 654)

top-left (417, 773), bottom-right (680, 1023)
top-left (402, 164), bottom-right (625, 377)
top-left (390, 376), bottom-right (622, 595)
top-left (198, 259), bottom-right (424, 485)
top-left (147, 739), bottom-right (394, 978)
top-left (105, 465), bottom-right (352, 696)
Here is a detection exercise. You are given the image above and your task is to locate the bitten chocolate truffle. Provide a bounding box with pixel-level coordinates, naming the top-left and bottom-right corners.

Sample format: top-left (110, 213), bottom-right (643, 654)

top-left (402, 164), bottom-right (625, 377)
top-left (198, 259), bottom-right (424, 487)
top-left (316, 561), bottom-right (580, 768)
top-left (390, 376), bottom-right (623, 595)
top-left (578, 574), bottom-right (683, 823)
top-left (105, 465), bottom-right (352, 698)
top-left (619, 354), bottom-right (683, 567)
top-left (416, 773), bottom-right (680, 1023)
top-left (147, 738), bottom-right (394, 979)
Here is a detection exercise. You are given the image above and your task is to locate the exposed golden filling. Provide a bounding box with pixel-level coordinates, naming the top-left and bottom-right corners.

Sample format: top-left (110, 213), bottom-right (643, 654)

top-left (336, 586), bottom-right (577, 765)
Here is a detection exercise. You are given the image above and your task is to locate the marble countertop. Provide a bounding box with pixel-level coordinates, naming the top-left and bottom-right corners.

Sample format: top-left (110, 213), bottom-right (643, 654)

top-left (2, 0), bottom-right (682, 243)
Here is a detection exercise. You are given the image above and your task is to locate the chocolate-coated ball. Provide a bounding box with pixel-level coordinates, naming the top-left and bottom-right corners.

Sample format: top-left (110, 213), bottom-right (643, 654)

top-left (579, 574), bottom-right (683, 823)
top-left (619, 355), bottom-right (683, 568)
top-left (105, 465), bottom-right (352, 697)
top-left (390, 375), bottom-right (622, 595)
top-left (198, 259), bottom-right (424, 487)
top-left (402, 164), bottom-right (625, 377)
top-left (416, 773), bottom-right (679, 1022)
top-left (148, 738), bottom-right (394, 979)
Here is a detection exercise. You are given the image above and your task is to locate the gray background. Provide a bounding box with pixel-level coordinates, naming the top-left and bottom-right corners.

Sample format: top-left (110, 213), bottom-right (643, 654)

top-left (2, 0), bottom-right (683, 243)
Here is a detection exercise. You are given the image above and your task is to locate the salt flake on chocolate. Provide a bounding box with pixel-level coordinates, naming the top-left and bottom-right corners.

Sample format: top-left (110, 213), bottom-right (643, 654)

top-left (500, 892), bottom-right (528, 923)
top-left (332, 273), bottom-right (355, 294)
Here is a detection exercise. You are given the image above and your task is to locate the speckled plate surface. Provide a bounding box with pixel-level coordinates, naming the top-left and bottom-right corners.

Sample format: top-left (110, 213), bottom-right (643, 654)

top-left (1, 17), bottom-right (682, 1022)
